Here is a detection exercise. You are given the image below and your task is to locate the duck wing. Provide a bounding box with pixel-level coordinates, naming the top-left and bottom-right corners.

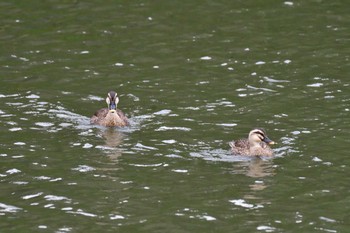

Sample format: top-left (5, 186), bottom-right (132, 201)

top-left (117, 109), bottom-right (130, 126)
top-left (90, 108), bottom-right (108, 124)
top-left (230, 139), bottom-right (249, 148)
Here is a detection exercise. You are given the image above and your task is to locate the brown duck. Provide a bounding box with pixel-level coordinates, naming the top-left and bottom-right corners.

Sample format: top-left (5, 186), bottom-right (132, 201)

top-left (90, 91), bottom-right (129, 127)
top-left (229, 128), bottom-right (275, 156)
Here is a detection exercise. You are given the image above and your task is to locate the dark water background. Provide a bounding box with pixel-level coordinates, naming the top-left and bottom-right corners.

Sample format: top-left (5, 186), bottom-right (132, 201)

top-left (1, 1), bottom-right (349, 232)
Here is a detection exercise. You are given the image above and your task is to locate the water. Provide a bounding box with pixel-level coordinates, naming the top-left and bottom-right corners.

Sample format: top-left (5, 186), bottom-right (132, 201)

top-left (1, 0), bottom-right (349, 232)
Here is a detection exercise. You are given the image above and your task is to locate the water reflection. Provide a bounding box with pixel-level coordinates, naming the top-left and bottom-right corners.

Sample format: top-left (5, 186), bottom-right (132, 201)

top-left (230, 158), bottom-right (275, 212)
top-left (96, 128), bottom-right (125, 161)
top-left (99, 128), bottom-right (125, 148)
top-left (193, 149), bottom-right (276, 178)
top-left (245, 157), bottom-right (275, 178)
top-left (233, 157), bottom-right (275, 193)
top-left (244, 158), bottom-right (275, 194)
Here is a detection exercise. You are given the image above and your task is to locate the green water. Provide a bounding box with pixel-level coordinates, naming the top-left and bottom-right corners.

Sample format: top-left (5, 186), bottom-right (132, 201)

top-left (1, 1), bottom-right (349, 232)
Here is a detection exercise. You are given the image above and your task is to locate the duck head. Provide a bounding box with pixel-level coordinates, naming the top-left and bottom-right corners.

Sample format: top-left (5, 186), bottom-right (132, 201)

top-left (105, 91), bottom-right (119, 113)
top-left (248, 128), bottom-right (275, 146)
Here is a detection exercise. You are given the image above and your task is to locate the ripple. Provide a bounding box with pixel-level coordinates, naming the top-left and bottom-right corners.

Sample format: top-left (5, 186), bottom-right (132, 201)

top-left (135, 143), bottom-right (158, 151)
top-left (229, 199), bottom-right (264, 209)
top-left (257, 225), bottom-right (276, 232)
top-left (307, 83), bottom-right (323, 87)
top-left (175, 208), bottom-right (216, 221)
top-left (155, 126), bottom-right (191, 132)
top-left (9, 127), bottom-right (22, 131)
top-left (59, 123), bottom-right (73, 127)
top-left (0, 94), bottom-right (20, 98)
top-left (48, 109), bottom-right (90, 126)
top-left (162, 139), bottom-right (176, 144)
top-left (165, 154), bottom-right (183, 158)
top-left (246, 85), bottom-right (276, 92)
top-left (319, 216), bottom-right (337, 223)
top-left (22, 192), bottom-right (43, 200)
top-left (82, 143), bottom-right (94, 149)
top-left (44, 195), bottom-right (70, 202)
top-left (255, 61), bottom-right (266, 65)
top-left (200, 56), bottom-right (212, 60)
top-left (0, 203), bottom-right (22, 213)
top-left (190, 149), bottom-right (251, 163)
top-left (6, 168), bottom-right (21, 174)
top-left (127, 93), bottom-right (140, 101)
top-left (197, 215), bottom-right (216, 221)
top-left (26, 94), bottom-right (40, 99)
top-left (263, 76), bottom-right (290, 83)
top-left (216, 123), bottom-right (237, 127)
top-left (34, 176), bottom-right (51, 180)
top-left (35, 122), bottom-right (54, 127)
top-left (180, 106), bottom-right (200, 111)
top-left (172, 169), bottom-right (188, 173)
top-left (284, 1), bottom-right (294, 6)
top-left (57, 227), bottom-right (72, 232)
top-left (110, 214), bottom-right (125, 220)
top-left (153, 109), bottom-right (172, 115)
top-left (312, 157), bottom-right (322, 162)
top-left (129, 163), bottom-right (164, 167)
top-left (66, 210), bottom-right (97, 217)
top-left (85, 95), bottom-right (104, 101)
top-left (6, 102), bottom-right (23, 106)
top-left (72, 165), bottom-right (95, 173)
top-left (12, 181), bottom-right (29, 185)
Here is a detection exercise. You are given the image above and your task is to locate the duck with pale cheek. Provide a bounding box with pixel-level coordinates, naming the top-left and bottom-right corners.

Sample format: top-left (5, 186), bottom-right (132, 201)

top-left (90, 91), bottom-right (129, 127)
top-left (229, 128), bottom-right (276, 156)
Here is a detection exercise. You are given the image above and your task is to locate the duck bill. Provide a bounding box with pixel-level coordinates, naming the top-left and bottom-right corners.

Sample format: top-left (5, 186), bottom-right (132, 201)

top-left (109, 103), bottom-right (117, 111)
top-left (263, 137), bottom-right (275, 145)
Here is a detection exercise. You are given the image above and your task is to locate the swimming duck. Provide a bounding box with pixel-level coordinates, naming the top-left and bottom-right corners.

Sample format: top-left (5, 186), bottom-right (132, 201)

top-left (229, 128), bottom-right (275, 156)
top-left (90, 91), bottom-right (129, 127)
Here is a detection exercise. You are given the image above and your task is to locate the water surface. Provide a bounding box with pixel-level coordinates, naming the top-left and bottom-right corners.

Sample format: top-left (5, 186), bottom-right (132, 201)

top-left (1, 1), bottom-right (350, 232)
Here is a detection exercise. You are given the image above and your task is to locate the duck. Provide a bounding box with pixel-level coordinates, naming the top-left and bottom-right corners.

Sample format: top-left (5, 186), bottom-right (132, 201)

top-left (90, 91), bottom-right (129, 127)
top-left (229, 128), bottom-right (275, 156)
